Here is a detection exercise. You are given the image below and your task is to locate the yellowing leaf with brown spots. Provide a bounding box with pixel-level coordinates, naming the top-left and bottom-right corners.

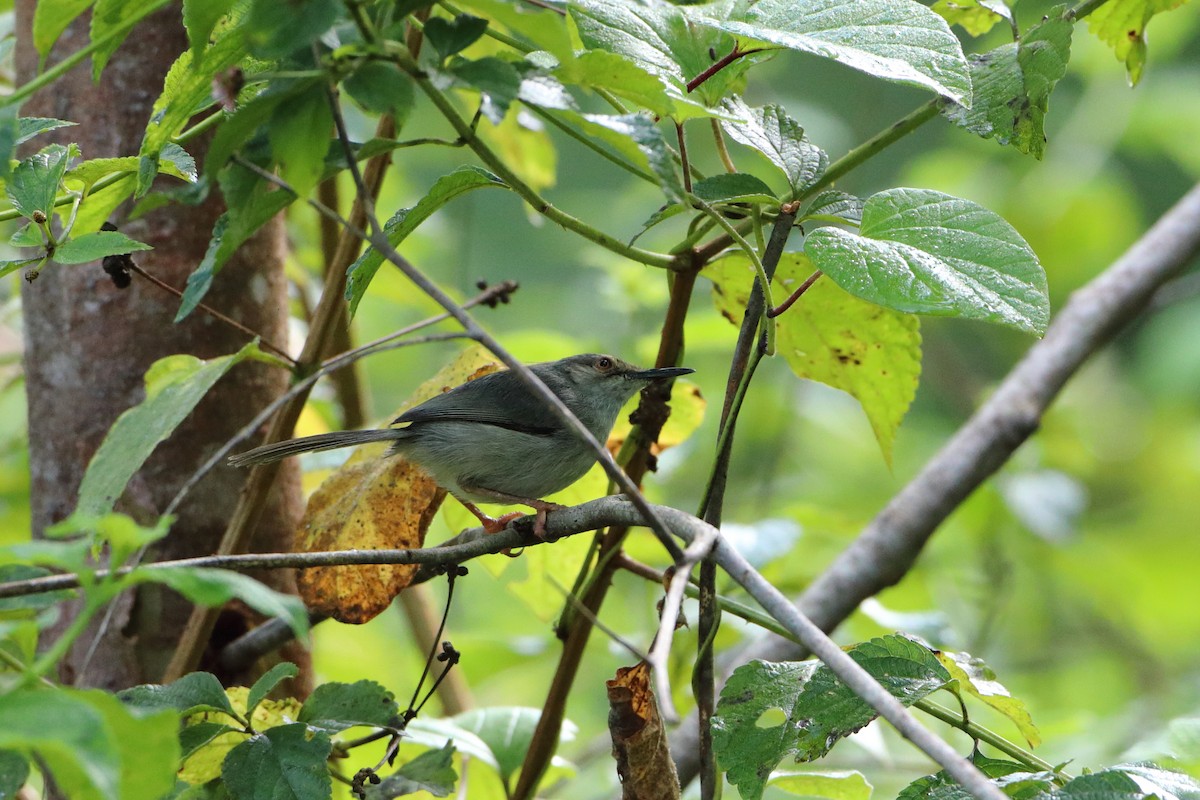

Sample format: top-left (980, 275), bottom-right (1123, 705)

top-left (706, 252), bottom-right (921, 464)
top-left (296, 346), bottom-right (502, 623)
top-left (607, 378), bottom-right (706, 456)
top-left (178, 687), bottom-right (302, 784)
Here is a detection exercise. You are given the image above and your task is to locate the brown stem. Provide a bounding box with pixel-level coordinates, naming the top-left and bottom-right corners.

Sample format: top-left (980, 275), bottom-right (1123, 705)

top-left (676, 121), bottom-right (692, 195)
top-left (767, 269), bottom-right (823, 317)
top-left (686, 45), bottom-right (766, 94)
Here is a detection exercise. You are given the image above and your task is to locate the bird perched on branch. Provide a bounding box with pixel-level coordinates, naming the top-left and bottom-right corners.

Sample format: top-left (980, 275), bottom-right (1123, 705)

top-left (230, 354), bottom-right (693, 535)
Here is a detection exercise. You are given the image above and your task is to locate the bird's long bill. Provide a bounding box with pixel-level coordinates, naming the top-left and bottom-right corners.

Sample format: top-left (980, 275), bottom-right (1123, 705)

top-left (631, 366), bottom-right (694, 381)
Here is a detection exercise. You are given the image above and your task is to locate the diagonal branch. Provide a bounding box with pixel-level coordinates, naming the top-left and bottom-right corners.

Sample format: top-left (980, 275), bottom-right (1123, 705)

top-left (671, 180), bottom-right (1200, 784)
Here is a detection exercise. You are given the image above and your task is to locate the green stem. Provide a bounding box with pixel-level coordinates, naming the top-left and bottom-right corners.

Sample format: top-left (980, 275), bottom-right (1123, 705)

top-left (694, 197), bottom-right (775, 353)
top-left (1068, 0), bottom-right (1112, 20)
top-left (4, 0), bottom-right (175, 108)
top-left (916, 698), bottom-right (1069, 780)
top-left (402, 54), bottom-right (678, 269)
top-left (529, 106), bottom-right (657, 185)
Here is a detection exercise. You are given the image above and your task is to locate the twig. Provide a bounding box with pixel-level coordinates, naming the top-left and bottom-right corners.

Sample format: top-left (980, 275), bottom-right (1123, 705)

top-left (686, 45), bottom-right (767, 94)
top-left (767, 269), bottom-right (822, 317)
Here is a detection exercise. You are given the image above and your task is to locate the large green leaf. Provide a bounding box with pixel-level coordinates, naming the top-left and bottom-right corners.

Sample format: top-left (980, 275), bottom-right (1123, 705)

top-left (222, 723), bottom-right (332, 800)
top-left (345, 166), bottom-right (509, 314)
top-left (52, 231), bottom-right (152, 265)
top-left (693, 0), bottom-right (971, 103)
top-left (707, 254), bottom-right (921, 464)
top-left (713, 636), bottom-right (952, 800)
top-left (74, 342), bottom-right (264, 517)
top-left (267, 85), bottom-right (333, 197)
top-left (119, 671), bottom-right (238, 718)
top-left (298, 680), bottom-right (399, 733)
top-left (942, 12), bottom-right (1072, 159)
top-left (137, 567), bottom-right (309, 641)
top-left (805, 188), bottom-right (1049, 335)
top-left (452, 708), bottom-right (542, 785)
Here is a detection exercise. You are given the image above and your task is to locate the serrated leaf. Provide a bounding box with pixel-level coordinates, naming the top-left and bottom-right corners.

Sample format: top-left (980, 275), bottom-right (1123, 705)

top-left (268, 85), bottom-right (333, 197)
top-left (721, 99), bottom-right (827, 193)
top-left (804, 190), bottom-right (865, 225)
top-left (346, 167), bottom-right (508, 314)
top-left (898, 760), bottom-right (1055, 800)
top-left (712, 635), bottom-right (952, 800)
top-left (694, 0), bottom-right (971, 103)
top-left (119, 671), bottom-right (238, 718)
top-left (569, 0), bottom-right (755, 110)
top-left (52, 231), bottom-right (152, 265)
top-left (247, 663), bottom-right (300, 719)
top-left (75, 342), bottom-right (263, 517)
top-left (932, 0), bottom-right (1011, 37)
top-left (183, 0), bottom-right (237, 58)
top-left (298, 681), bottom-right (399, 733)
top-left (9, 223), bottom-right (44, 248)
top-left (366, 742), bottom-right (457, 799)
top-left (179, 687), bottom-right (304, 786)
top-left (344, 62), bottom-right (415, 118)
top-left (222, 723), bottom-right (332, 800)
top-left (691, 172), bottom-right (778, 205)
top-left (7, 143), bottom-right (77, 220)
top-left (90, 0), bottom-right (156, 80)
top-left (32, 0), bottom-right (93, 64)
top-left (1086, 0), bottom-right (1189, 86)
top-left (805, 188), bottom-right (1048, 335)
top-left (16, 117), bottom-right (77, 145)
top-left (935, 650), bottom-right (1041, 747)
top-left (138, 20), bottom-right (248, 195)
top-left (138, 567), bottom-right (309, 641)
top-left (942, 13), bottom-right (1072, 159)
top-left (425, 13), bottom-right (489, 60)
top-left (707, 254), bottom-right (920, 464)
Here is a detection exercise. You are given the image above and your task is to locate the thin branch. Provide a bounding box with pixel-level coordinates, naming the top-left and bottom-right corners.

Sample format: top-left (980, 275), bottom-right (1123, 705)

top-left (686, 45), bottom-right (767, 94)
top-left (767, 269), bottom-right (823, 317)
top-left (672, 180), bottom-right (1200, 786)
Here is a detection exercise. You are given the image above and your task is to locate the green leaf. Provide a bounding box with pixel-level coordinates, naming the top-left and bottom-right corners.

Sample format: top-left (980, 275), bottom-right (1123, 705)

top-left (74, 342), bottom-right (263, 517)
top-left (267, 85), bottom-right (333, 198)
top-left (205, 79), bottom-right (318, 182)
top-left (46, 513), bottom-right (170, 567)
top-left (346, 166), bottom-right (508, 314)
top-left (1086, 0), bottom-right (1189, 86)
top-left (89, 0), bottom-right (153, 79)
top-left (691, 172), bottom-right (778, 206)
top-left (932, 0), bottom-right (1012, 37)
top-left (67, 147), bottom-right (195, 194)
top-left (367, 742), bottom-right (457, 799)
top-left (707, 255), bottom-right (920, 464)
top-left (446, 56), bottom-right (523, 125)
top-left (0, 107), bottom-right (17, 181)
top-left (554, 50), bottom-right (679, 118)
top-left (298, 680), bottom-right (399, 734)
top-left (119, 671), bottom-right (238, 717)
top-left (694, 0), bottom-right (971, 103)
top-left (16, 117), bottom-right (77, 145)
top-left (9, 223), bottom-right (44, 248)
top-left (424, 13), bottom-right (489, 60)
top-left (804, 190), bottom-right (864, 225)
top-left (138, 20), bottom-right (248, 195)
top-left (245, 0), bottom-right (339, 59)
top-left (0, 565), bottom-right (70, 612)
top-left (934, 649), bottom-right (1041, 747)
top-left (7, 143), bottom-right (78, 220)
top-left (0, 750), bottom-right (29, 800)
top-left (898, 759), bottom-right (1055, 800)
top-left (576, 112), bottom-right (683, 202)
top-left (570, 0), bottom-right (753, 109)
top-left (247, 663), bottom-right (300, 720)
top-left (1114, 763), bottom-right (1200, 798)
top-left (32, 0), bottom-right (93, 64)
top-left (805, 188), bottom-right (1049, 335)
top-left (713, 635), bottom-right (952, 800)
top-left (137, 567), bottom-right (310, 641)
top-left (942, 13), bottom-right (1072, 159)
top-left (180, 721), bottom-right (240, 761)
top-left (720, 99), bottom-right (827, 193)
top-left (344, 62), bottom-right (416, 118)
top-left (72, 175), bottom-right (136, 236)
top-left (222, 723), bottom-right (332, 800)
top-left (770, 769), bottom-right (873, 800)
top-left (52, 230), bottom-right (152, 265)
top-left (1044, 769), bottom-right (1146, 799)
top-left (0, 688), bottom-right (178, 800)
top-left (183, 0), bottom-right (237, 58)
top-left (452, 707), bottom-right (541, 785)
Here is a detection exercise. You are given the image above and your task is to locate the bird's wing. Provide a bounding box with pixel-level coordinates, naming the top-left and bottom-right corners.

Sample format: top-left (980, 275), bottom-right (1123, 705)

top-left (392, 370), bottom-right (559, 436)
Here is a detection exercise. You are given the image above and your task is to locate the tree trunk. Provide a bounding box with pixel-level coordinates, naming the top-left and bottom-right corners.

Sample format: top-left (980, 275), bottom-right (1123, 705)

top-left (15, 3), bottom-right (308, 690)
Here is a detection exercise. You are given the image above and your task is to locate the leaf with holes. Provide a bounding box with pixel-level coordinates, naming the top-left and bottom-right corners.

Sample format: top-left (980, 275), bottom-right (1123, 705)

top-left (805, 188), bottom-right (1048, 335)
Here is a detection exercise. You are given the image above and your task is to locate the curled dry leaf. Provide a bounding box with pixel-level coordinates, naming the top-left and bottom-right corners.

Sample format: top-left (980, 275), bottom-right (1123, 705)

top-left (607, 661), bottom-right (680, 800)
top-left (295, 347), bottom-right (502, 623)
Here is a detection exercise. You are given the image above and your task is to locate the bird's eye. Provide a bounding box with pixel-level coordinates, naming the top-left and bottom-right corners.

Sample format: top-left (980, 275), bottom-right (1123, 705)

top-left (596, 357), bottom-right (614, 371)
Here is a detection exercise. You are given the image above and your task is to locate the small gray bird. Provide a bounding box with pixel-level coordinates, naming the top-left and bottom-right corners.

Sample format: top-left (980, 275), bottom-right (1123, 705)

top-left (229, 354), bottom-right (693, 534)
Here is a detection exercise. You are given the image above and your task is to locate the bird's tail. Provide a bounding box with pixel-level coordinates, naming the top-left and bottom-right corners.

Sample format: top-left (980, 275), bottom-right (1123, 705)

top-left (228, 429), bottom-right (403, 467)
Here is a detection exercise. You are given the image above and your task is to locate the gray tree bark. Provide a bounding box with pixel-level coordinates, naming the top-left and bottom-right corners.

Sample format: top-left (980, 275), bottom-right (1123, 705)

top-left (15, 3), bottom-right (307, 690)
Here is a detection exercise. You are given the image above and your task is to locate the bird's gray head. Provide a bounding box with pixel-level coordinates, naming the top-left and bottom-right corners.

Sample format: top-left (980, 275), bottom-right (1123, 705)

top-left (534, 354), bottom-right (693, 434)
